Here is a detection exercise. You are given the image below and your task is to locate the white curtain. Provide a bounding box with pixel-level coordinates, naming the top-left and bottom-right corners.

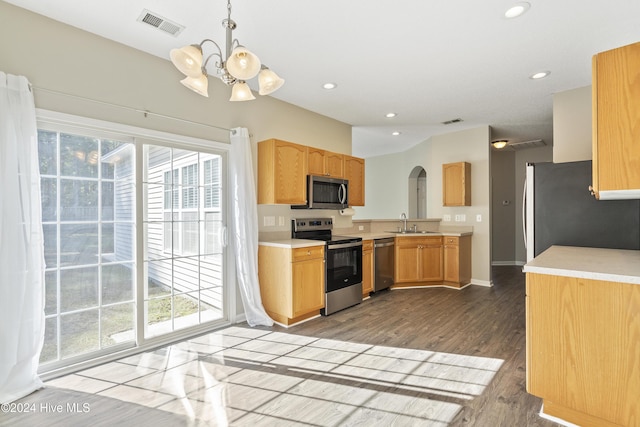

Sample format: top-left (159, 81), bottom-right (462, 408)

top-left (0, 73), bottom-right (45, 403)
top-left (229, 128), bottom-right (273, 327)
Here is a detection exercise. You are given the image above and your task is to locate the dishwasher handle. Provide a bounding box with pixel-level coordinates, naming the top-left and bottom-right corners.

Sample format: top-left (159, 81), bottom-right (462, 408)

top-left (374, 239), bottom-right (395, 248)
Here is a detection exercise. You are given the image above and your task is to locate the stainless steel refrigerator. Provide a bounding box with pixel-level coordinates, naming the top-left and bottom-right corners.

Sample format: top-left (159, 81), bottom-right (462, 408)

top-left (524, 160), bottom-right (640, 262)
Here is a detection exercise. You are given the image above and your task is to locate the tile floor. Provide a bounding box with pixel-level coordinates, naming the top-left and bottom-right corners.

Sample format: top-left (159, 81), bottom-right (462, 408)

top-left (46, 326), bottom-right (505, 426)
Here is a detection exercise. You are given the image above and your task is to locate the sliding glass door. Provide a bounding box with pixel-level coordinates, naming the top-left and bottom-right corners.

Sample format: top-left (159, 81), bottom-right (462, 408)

top-left (38, 119), bottom-right (229, 370)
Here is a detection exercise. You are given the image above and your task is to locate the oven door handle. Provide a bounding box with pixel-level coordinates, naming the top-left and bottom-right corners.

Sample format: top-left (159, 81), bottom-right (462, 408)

top-left (327, 241), bottom-right (363, 250)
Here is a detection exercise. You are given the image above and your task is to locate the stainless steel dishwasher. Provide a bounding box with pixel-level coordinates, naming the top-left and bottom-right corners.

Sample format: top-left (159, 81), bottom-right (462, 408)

top-left (374, 238), bottom-right (395, 292)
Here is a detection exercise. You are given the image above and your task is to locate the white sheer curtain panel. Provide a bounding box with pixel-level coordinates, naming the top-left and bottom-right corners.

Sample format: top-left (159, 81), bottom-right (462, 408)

top-left (229, 127), bottom-right (273, 326)
top-left (0, 72), bottom-right (45, 403)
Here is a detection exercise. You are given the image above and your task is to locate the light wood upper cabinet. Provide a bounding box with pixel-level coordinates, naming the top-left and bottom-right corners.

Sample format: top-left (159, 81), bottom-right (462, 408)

top-left (592, 41), bottom-right (640, 200)
top-left (344, 155), bottom-right (365, 206)
top-left (258, 244), bottom-right (325, 326)
top-left (443, 236), bottom-right (471, 286)
top-left (258, 139), bottom-right (307, 205)
top-left (442, 162), bottom-right (471, 206)
top-left (326, 152), bottom-right (344, 178)
top-left (307, 147), bottom-right (344, 178)
top-left (307, 147), bottom-right (326, 176)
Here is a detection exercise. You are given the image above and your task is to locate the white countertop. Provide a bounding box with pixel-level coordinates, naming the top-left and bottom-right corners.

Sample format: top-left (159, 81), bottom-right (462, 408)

top-left (344, 231), bottom-right (472, 240)
top-left (523, 245), bottom-right (640, 285)
top-left (258, 239), bottom-right (325, 249)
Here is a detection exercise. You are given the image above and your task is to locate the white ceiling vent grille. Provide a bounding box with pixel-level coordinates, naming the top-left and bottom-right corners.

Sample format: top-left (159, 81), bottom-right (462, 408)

top-left (137, 10), bottom-right (184, 37)
top-left (509, 139), bottom-right (546, 150)
top-left (442, 118), bottom-right (463, 125)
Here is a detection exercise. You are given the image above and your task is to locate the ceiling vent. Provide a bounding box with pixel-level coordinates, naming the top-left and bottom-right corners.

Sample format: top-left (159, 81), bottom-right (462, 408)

top-left (509, 139), bottom-right (546, 150)
top-left (442, 118), bottom-right (463, 125)
top-left (137, 10), bottom-right (184, 37)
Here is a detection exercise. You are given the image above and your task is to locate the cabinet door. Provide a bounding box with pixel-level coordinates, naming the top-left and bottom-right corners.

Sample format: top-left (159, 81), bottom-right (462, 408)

top-left (307, 147), bottom-right (326, 176)
top-left (292, 258), bottom-right (325, 317)
top-left (592, 42), bottom-right (640, 197)
top-left (325, 152), bottom-right (344, 177)
top-left (443, 242), bottom-right (460, 283)
top-left (420, 244), bottom-right (443, 282)
top-left (443, 162), bottom-right (471, 206)
top-left (362, 246), bottom-right (373, 296)
top-left (395, 240), bottom-right (421, 283)
top-left (344, 155), bottom-right (365, 206)
top-left (274, 141), bottom-right (307, 204)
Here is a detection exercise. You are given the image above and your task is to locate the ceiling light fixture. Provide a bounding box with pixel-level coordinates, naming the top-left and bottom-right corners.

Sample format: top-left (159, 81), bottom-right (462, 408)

top-left (392, 131), bottom-right (401, 136)
top-left (323, 82), bottom-right (337, 90)
top-left (385, 113), bottom-right (397, 118)
top-left (530, 71), bottom-right (551, 79)
top-left (169, 0), bottom-right (284, 101)
top-left (492, 140), bottom-right (509, 149)
top-left (504, 2), bottom-right (531, 19)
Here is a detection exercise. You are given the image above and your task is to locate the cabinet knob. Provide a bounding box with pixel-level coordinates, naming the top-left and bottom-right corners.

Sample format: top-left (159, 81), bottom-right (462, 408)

top-left (307, 250), bottom-right (311, 255)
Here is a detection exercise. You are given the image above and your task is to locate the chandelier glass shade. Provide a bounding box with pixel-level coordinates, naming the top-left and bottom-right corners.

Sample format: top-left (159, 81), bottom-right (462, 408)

top-left (169, 0), bottom-right (284, 101)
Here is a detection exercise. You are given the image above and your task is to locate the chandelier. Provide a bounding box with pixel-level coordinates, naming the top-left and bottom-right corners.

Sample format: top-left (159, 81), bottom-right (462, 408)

top-left (169, 0), bottom-right (284, 101)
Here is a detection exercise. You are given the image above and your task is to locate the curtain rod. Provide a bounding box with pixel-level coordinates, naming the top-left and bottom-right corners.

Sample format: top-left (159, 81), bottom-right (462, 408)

top-left (31, 86), bottom-right (232, 133)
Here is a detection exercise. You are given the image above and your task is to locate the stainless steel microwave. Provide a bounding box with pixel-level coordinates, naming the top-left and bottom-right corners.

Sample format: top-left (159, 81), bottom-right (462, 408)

top-left (293, 175), bottom-right (349, 209)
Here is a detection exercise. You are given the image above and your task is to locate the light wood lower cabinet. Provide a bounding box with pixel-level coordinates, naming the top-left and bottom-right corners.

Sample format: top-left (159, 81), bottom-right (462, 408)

top-left (526, 273), bottom-right (640, 427)
top-left (362, 240), bottom-right (374, 297)
top-left (394, 236), bottom-right (443, 286)
top-left (258, 245), bottom-right (325, 326)
top-left (443, 236), bottom-right (472, 287)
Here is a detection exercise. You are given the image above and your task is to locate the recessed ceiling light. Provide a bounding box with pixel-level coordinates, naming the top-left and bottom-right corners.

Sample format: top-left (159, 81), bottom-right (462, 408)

top-left (504, 2), bottom-right (530, 18)
top-left (385, 112), bottom-right (397, 118)
top-left (322, 82), bottom-right (337, 90)
top-left (392, 131), bottom-right (401, 136)
top-left (530, 71), bottom-right (550, 79)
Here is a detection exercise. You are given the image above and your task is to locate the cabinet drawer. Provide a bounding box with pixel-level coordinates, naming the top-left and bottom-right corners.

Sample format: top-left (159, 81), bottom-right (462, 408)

top-left (362, 240), bottom-right (374, 251)
top-left (292, 245), bottom-right (324, 262)
top-left (444, 236), bottom-right (459, 246)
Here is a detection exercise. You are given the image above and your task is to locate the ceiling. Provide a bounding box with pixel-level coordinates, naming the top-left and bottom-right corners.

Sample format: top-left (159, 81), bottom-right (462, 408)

top-left (5, 0), bottom-right (640, 157)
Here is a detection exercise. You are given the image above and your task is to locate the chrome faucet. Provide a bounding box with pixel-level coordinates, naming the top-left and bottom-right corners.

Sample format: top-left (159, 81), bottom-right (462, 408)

top-left (400, 213), bottom-right (407, 232)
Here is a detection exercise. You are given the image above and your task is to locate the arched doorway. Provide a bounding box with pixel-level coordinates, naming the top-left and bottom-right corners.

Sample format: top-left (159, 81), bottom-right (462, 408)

top-left (408, 166), bottom-right (427, 218)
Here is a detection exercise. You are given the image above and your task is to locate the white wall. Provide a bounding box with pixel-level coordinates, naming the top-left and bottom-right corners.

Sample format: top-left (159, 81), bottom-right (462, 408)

top-left (553, 86), bottom-right (592, 163)
top-left (355, 127), bottom-right (492, 284)
top-left (0, 1), bottom-right (352, 318)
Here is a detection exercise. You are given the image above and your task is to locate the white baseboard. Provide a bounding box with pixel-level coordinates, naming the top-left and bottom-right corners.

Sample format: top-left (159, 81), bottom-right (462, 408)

top-left (234, 313), bottom-right (247, 324)
top-left (471, 279), bottom-right (493, 287)
top-left (492, 261), bottom-right (526, 266)
top-left (539, 404), bottom-right (580, 427)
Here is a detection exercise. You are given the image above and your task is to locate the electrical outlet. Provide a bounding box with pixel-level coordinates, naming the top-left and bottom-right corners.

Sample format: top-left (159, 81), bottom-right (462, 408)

top-left (358, 225), bottom-right (364, 231)
top-left (443, 214), bottom-right (451, 222)
top-left (476, 214), bottom-right (482, 222)
top-left (263, 216), bottom-right (275, 227)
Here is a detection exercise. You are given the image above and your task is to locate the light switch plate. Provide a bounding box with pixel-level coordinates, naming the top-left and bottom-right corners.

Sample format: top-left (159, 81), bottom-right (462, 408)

top-left (443, 214), bottom-right (451, 222)
top-left (476, 214), bottom-right (482, 222)
top-left (263, 216), bottom-right (275, 227)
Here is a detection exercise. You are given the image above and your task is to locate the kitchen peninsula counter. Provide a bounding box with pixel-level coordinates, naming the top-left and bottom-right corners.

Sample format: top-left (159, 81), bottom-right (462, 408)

top-left (523, 245), bottom-right (640, 284)
top-left (523, 245), bottom-right (640, 427)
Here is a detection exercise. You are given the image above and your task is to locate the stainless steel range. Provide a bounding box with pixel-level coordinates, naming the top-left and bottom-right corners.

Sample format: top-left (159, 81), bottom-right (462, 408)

top-left (291, 218), bottom-right (362, 315)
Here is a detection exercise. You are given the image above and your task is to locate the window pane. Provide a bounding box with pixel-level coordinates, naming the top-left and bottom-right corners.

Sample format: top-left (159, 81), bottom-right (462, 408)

top-left (40, 317), bottom-right (58, 364)
top-left (38, 130), bottom-right (58, 176)
top-left (182, 213), bottom-right (198, 255)
top-left (41, 178), bottom-right (57, 222)
top-left (101, 303), bottom-right (134, 347)
top-left (43, 224), bottom-right (57, 268)
top-left (114, 182), bottom-right (134, 221)
top-left (112, 222), bottom-right (134, 262)
top-left (102, 223), bottom-right (114, 254)
top-left (102, 263), bottom-right (134, 304)
top-left (60, 267), bottom-right (98, 312)
top-left (60, 224), bottom-right (99, 266)
top-left (60, 133), bottom-right (99, 178)
top-left (101, 140), bottom-right (131, 179)
top-left (102, 181), bottom-right (114, 221)
top-left (45, 271), bottom-right (57, 315)
top-left (60, 179), bottom-right (99, 221)
top-left (61, 310), bottom-right (99, 358)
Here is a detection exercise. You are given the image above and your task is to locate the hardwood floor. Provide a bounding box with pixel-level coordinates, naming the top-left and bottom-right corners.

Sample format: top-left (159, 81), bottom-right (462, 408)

top-left (1, 266), bottom-right (560, 426)
top-left (264, 266), bottom-right (558, 427)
